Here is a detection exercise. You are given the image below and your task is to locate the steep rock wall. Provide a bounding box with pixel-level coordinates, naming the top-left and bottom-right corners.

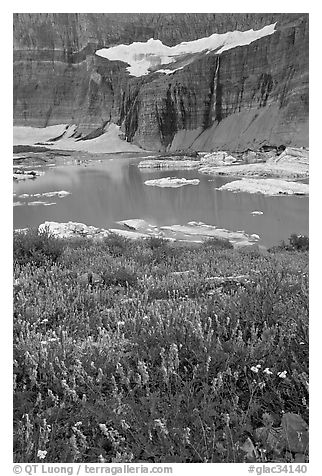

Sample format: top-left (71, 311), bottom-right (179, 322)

top-left (13, 13), bottom-right (308, 151)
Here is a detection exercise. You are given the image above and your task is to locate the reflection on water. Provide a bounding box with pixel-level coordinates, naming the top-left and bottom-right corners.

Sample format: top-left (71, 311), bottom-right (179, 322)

top-left (13, 153), bottom-right (309, 248)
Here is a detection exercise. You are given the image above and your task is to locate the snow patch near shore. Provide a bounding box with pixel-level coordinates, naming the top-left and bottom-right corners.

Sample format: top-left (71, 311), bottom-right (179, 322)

top-left (13, 124), bottom-right (142, 154)
top-left (96, 24), bottom-right (276, 77)
top-left (13, 124), bottom-right (70, 146)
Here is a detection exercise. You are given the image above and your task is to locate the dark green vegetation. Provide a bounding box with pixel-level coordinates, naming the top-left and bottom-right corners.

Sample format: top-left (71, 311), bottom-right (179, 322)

top-left (269, 234), bottom-right (309, 253)
top-left (13, 230), bottom-right (309, 463)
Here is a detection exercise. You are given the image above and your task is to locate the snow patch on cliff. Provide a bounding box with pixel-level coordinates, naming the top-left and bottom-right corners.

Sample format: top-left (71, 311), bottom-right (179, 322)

top-left (95, 23), bottom-right (276, 77)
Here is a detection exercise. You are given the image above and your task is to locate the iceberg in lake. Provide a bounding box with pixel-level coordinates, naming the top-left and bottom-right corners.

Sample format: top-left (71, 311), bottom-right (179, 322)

top-left (144, 177), bottom-right (200, 187)
top-left (217, 178), bottom-right (309, 196)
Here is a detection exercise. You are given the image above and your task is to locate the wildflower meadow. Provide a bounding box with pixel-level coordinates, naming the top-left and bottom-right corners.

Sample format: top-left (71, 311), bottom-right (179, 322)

top-left (13, 230), bottom-right (309, 463)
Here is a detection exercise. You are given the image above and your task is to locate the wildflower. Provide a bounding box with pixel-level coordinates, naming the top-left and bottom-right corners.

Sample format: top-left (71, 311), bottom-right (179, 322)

top-left (120, 419), bottom-right (130, 431)
top-left (96, 368), bottom-right (104, 383)
top-left (154, 419), bottom-right (169, 437)
top-left (37, 449), bottom-right (47, 460)
top-left (251, 366), bottom-right (259, 373)
top-left (263, 368), bottom-right (273, 375)
top-left (182, 427), bottom-right (191, 445)
top-left (223, 413), bottom-right (230, 426)
top-left (277, 371), bottom-right (287, 379)
top-left (138, 360), bottom-right (149, 385)
top-left (99, 423), bottom-right (109, 436)
top-left (169, 343), bottom-right (179, 372)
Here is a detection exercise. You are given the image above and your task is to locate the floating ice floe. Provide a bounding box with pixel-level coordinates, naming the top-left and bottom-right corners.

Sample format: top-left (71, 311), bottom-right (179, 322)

top-left (201, 151), bottom-right (238, 166)
top-left (96, 24), bottom-right (276, 77)
top-left (160, 222), bottom-right (260, 246)
top-left (27, 201), bottom-right (56, 207)
top-left (138, 159), bottom-right (200, 169)
top-left (108, 229), bottom-right (152, 240)
top-left (144, 177), bottom-right (200, 187)
top-left (34, 219), bottom-right (262, 249)
top-left (13, 170), bottom-right (44, 181)
top-left (117, 219), bottom-right (261, 248)
top-left (38, 221), bottom-right (110, 240)
top-left (217, 178), bottom-right (309, 196)
top-left (199, 147), bottom-right (309, 180)
top-left (18, 191), bottom-right (71, 200)
top-left (251, 211), bottom-right (264, 215)
top-left (28, 201), bottom-right (46, 206)
top-left (42, 191), bottom-right (70, 198)
top-left (118, 219), bottom-right (158, 230)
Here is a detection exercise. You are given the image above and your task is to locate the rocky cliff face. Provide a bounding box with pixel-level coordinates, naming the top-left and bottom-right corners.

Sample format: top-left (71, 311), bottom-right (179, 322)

top-left (13, 13), bottom-right (308, 151)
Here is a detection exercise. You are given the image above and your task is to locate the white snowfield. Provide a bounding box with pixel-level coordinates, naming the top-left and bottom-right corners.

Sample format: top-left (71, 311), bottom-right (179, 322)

top-left (144, 177), bottom-right (200, 188)
top-left (13, 124), bottom-right (70, 146)
top-left (13, 124), bottom-right (142, 154)
top-left (95, 23), bottom-right (276, 77)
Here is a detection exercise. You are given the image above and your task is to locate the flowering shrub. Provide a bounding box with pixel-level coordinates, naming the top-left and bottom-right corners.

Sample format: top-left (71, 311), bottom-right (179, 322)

top-left (13, 227), bottom-right (65, 267)
top-left (13, 233), bottom-right (309, 463)
top-left (269, 234), bottom-right (309, 252)
top-left (202, 237), bottom-right (234, 250)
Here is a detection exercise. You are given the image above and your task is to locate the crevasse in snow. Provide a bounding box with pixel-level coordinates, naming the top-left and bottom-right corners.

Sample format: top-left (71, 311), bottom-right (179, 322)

top-left (95, 23), bottom-right (276, 77)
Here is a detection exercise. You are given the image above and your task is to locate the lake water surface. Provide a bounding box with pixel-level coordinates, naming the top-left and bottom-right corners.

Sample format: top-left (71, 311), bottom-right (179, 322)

top-left (13, 152), bottom-right (309, 248)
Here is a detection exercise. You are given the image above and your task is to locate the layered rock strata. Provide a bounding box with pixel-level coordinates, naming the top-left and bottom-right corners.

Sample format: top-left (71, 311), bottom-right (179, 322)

top-left (13, 13), bottom-right (308, 152)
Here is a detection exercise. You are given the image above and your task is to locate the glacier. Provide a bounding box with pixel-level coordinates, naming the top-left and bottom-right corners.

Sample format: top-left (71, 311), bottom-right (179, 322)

top-left (95, 23), bottom-right (276, 77)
